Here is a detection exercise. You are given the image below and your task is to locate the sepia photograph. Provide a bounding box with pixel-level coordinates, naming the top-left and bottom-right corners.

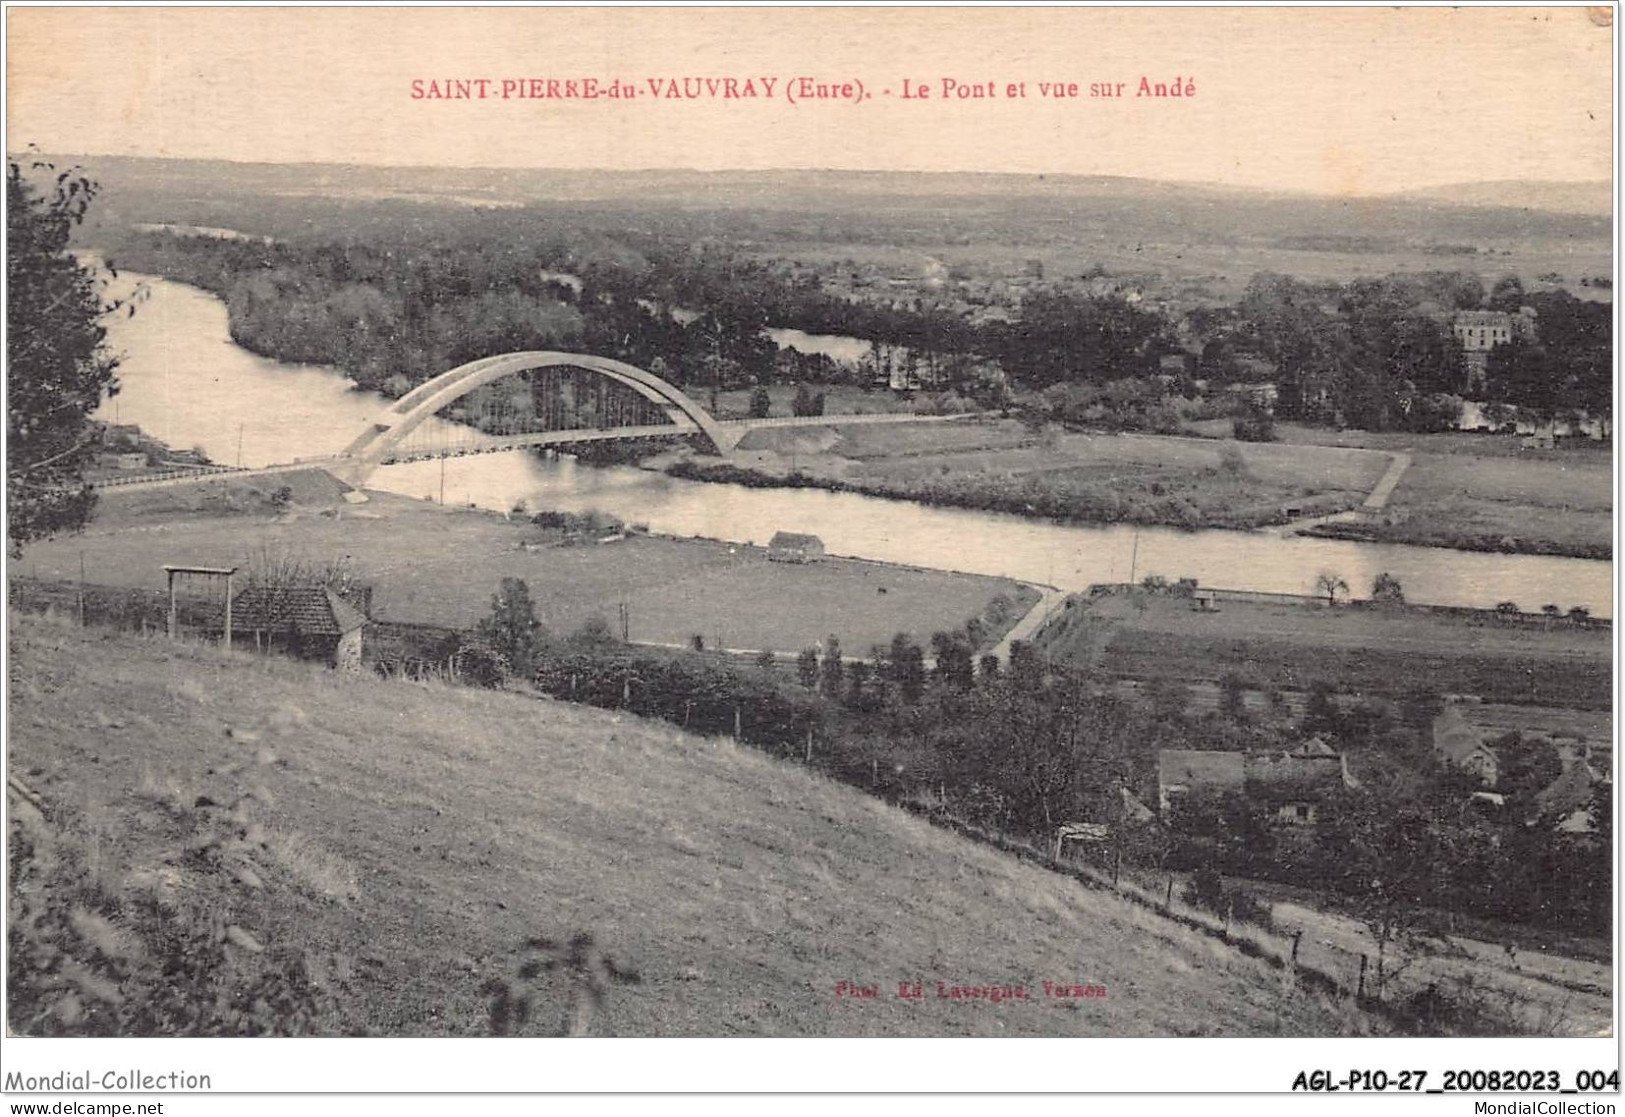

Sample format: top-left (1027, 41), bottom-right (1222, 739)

top-left (2, 1), bottom-right (1617, 1101)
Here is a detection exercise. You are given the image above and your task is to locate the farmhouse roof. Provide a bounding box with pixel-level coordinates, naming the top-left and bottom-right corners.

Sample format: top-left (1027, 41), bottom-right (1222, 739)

top-left (1432, 706), bottom-right (1494, 766)
top-left (769, 531), bottom-right (823, 549)
top-left (232, 586), bottom-right (368, 637)
top-left (1289, 737), bottom-right (1337, 758)
top-left (1536, 757), bottom-right (1602, 821)
top-left (1158, 749), bottom-right (1245, 792)
top-left (1454, 310), bottom-right (1513, 327)
top-left (1244, 753), bottom-right (1352, 802)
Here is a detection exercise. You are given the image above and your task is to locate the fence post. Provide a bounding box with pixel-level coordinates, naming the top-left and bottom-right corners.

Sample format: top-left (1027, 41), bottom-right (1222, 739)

top-left (1164, 875), bottom-right (1174, 910)
top-left (734, 707), bottom-right (742, 740)
top-left (1357, 954), bottom-right (1368, 1000)
top-left (805, 728), bottom-right (813, 763)
top-left (1291, 930), bottom-right (1303, 970)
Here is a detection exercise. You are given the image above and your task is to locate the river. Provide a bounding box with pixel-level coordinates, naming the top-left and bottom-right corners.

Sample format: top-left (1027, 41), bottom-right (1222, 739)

top-left (96, 270), bottom-right (1614, 617)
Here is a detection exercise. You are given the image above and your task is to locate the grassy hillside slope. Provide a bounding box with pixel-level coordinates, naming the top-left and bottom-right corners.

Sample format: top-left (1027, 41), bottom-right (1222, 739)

top-left (6, 616), bottom-right (1367, 1037)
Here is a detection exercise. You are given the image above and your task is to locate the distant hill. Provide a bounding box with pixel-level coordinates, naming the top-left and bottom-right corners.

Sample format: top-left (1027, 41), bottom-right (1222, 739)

top-left (1397, 180), bottom-right (1612, 217)
top-left (36, 154), bottom-right (1611, 299)
top-left (41, 153), bottom-right (1609, 227)
top-left (8, 614), bottom-right (1364, 1038)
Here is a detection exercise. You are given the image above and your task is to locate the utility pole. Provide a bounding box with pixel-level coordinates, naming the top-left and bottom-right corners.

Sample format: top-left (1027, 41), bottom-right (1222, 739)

top-left (236, 424), bottom-right (245, 467)
top-left (439, 453), bottom-right (447, 506)
top-left (1128, 530), bottom-right (1140, 586)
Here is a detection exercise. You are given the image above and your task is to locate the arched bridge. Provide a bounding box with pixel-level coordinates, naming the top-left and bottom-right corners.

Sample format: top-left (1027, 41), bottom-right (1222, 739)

top-left (333, 352), bottom-right (741, 486)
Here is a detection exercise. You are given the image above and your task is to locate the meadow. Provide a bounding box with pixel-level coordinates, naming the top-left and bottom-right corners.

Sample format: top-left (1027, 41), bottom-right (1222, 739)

top-left (8, 614), bottom-right (1365, 1037)
top-left (726, 419), bottom-right (1389, 529)
top-left (1033, 593), bottom-right (1612, 710)
top-left (19, 483), bottom-right (1036, 655)
top-left (1265, 426), bottom-right (1614, 559)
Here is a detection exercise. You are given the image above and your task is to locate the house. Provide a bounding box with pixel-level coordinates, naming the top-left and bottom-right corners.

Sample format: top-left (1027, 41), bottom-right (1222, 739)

top-left (230, 585), bottom-right (369, 671)
top-left (1452, 310), bottom-right (1514, 394)
top-left (1244, 742), bottom-right (1356, 826)
top-left (1156, 740), bottom-right (1353, 825)
top-left (1522, 426), bottom-right (1556, 451)
top-left (1453, 309), bottom-right (1514, 351)
top-left (1190, 589), bottom-right (1220, 612)
top-left (767, 531), bottom-right (825, 564)
top-left (1536, 753), bottom-right (1603, 833)
top-left (1432, 705), bottom-right (1499, 786)
top-left (97, 451), bottom-right (148, 471)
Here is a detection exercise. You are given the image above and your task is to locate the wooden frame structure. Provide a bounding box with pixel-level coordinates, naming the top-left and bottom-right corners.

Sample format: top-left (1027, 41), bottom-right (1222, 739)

top-left (163, 564), bottom-right (237, 644)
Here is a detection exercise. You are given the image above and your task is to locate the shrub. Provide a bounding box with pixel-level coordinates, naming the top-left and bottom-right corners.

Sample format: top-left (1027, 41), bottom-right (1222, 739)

top-left (747, 386), bottom-right (772, 419)
top-left (452, 643), bottom-right (507, 688)
top-left (1231, 406), bottom-right (1276, 443)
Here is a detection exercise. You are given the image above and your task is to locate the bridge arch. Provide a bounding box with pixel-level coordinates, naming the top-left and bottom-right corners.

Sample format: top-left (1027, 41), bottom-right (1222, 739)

top-left (337, 352), bottom-right (735, 484)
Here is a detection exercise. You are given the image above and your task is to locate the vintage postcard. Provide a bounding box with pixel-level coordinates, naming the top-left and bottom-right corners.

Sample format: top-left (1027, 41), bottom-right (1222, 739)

top-left (2, 2), bottom-right (1616, 1102)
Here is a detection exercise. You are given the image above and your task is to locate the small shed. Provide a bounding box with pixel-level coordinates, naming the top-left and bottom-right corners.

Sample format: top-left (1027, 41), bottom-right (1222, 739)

top-left (768, 531), bottom-right (825, 564)
top-left (231, 585), bottom-right (369, 671)
top-left (1190, 589), bottom-right (1220, 612)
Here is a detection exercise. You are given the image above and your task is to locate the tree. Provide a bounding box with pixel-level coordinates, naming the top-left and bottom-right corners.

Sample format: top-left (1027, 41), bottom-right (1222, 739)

top-left (819, 635), bottom-right (844, 696)
top-left (930, 631), bottom-right (975, 691)
top-left (475, 577), bottom-right (546, 678)
top-left (888, 632), bottom-right (926, 704)
top-left (1370, 572), bottom-right (1405, 607)
top-left (1303, 680), bottom-right (1341, 737)
top-left (1008, 640), bottom-right (1044, 692)
top-left (1315, 793), bottom-right (1442, 998)
top-left (1231, 402), bottom-right (1276, 443)
top-left (977, 653), bottom-right (1001, 685)
top-left (1144, 676), bottom-right (1191, 722)
top-left (1398, 684), bottom-right (1443, 735)
top-left (1314, 570), bottom-right (1349, 606)
top-left (747, 385), bottom-right (772, 418)
top-left (7, 156), bottom-right (124, 554)
top-left (792, 383), bottom-right (822, 417)
top-left (1218, 673), bottom-right (1248, 721)
top-left (795, 647), bottom-right (820, 690)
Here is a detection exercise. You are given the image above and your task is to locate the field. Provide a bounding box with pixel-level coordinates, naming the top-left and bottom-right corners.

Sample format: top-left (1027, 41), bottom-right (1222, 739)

top-left (1033, 594), bottom-right (1612, 711)
top-left (729, 419), bottom-right (1390, 529)
top-left (1268, 426), bottom-right (1613, 559)
top-left (7, 615), bottom-right (1365, 1037)
top-left (20, 482), bottom-right (1037, 655)
top-left (713, 384), bottom-right (936, 418)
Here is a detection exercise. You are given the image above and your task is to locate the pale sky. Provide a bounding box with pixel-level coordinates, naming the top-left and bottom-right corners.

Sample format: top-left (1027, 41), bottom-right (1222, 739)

top-left (6, 6), bottom-right (1614, 194)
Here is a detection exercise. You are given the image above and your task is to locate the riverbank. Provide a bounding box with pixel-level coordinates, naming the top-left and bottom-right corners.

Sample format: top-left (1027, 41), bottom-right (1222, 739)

top-left (670, 417), bottom-right (1614, 560)
top-left (1298, 519), bottom-right (1613, 562)
top-left (82, 269), bottom-right (1613, 617)
top-left (667, 419), bottom-right (1388, 532)
top-left (23, 486), bottom-right (1039, 660)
